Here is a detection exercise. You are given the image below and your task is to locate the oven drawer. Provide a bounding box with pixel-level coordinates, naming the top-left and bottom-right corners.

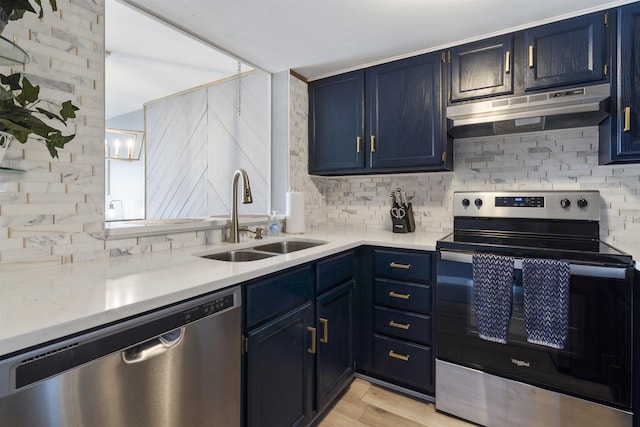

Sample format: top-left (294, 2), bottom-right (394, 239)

top-left (374, 279), bottom-right (431, 314)
top-left (374, 306), bottom-right (431, 345)
top-left (374, 249), bottom-right (432, 283)
top-left (373, 335), bottom-right (432, 390)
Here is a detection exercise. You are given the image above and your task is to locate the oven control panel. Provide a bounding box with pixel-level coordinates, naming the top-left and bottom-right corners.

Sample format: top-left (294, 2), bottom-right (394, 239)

top-left (453, 191), bottom-right (599, 221)
top-left (495, 196), bottom-right (544, 208)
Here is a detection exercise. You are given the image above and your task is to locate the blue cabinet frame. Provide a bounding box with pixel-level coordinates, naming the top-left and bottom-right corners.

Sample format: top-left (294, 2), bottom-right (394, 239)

top-left (524, 12), bottom-right (608, 91)
top-left (308, 52), bottom-right (452, 175)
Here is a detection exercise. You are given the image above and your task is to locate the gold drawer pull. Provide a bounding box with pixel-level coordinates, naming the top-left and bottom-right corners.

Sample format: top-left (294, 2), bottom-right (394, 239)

top-left (624, 107), bottom-right (631, 132)
top-left (505, 51), bottom-right (511, 74)
top-left (370, 135), bottom-right (376, 153)
top-left (307, 326), bottom-right (316, 354)
top-left (528, 45), bottom-right (534, 68)
top-left (319, 318), bottom-right (329, 344)
top-left (389, 262), bottom-right (411, 270)
top-left (388, 350), bottom-right (410, 362)
top-left (356, 136), bottom-right (362, 153)
top-left (389, 291), bottom-right (411, 300)
top-left (389, 320), bottom-right (410, 330)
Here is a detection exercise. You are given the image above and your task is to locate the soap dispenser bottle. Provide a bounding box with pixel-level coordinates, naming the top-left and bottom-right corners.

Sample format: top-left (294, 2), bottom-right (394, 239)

top-left (269, 211), bottom-right (280, 235)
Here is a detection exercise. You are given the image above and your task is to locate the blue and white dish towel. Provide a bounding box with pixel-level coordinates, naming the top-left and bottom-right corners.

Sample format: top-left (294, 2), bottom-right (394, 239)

top-left (522, 258), bottom-right (571, 349)
top-left (472, 253), bottom-right (515, 344)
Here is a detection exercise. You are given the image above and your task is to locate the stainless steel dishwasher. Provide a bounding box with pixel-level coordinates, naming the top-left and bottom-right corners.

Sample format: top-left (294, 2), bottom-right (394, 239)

top-left (0, 286), bottom-right (241, 427)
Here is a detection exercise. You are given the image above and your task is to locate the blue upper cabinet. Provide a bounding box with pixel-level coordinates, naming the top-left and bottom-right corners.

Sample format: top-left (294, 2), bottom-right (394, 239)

top-left (366, 53), bottom-right (450, 171)
top-left (601, 3), bottom-right (640, 163)
top-left (309, 71), bottom-right (365, 174)
top-left (449, 34), bottom-right (514, 102)
top-left (524, 12), bottom-right (609, 91)
top-left (308, 52), bottom-right (452, 175)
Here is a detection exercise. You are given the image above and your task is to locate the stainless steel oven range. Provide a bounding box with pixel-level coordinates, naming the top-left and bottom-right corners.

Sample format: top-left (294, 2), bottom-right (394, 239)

top-left (436, 190), bottom-right (634, 427)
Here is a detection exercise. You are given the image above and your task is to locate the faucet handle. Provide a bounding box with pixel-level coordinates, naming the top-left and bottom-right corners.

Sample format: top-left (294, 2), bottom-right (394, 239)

top-left (254, 227), bottom-right (263, 239)
top-left (240, 226), bottom-right (264, 239)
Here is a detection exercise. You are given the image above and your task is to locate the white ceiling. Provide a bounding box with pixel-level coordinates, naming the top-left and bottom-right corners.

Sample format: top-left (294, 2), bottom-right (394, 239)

top-left (106, 0), bottom-right (634, 119)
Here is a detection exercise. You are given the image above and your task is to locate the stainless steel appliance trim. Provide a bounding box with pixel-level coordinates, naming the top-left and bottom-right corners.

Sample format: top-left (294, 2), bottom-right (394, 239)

top-left (435, 359), bottom-right (632, 427)
top-left (446, 83), bottom-right (610, 126)
top-left (452, 190), bottom-right (600, 220)
top-left (439, 250), bottom-right (627, 279)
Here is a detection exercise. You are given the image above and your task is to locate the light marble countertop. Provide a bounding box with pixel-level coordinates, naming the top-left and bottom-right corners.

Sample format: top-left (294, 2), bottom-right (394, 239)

top-left (0, 229), bottom-right (443, 357)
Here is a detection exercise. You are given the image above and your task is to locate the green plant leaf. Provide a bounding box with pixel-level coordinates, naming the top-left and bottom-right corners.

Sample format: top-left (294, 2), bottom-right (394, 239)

top-left (0, 62), bottom-right (78, 158)
top-left (46, 131), bottom-right (75, 157)
top-left (60, 100), bottom-right (78, 120)
top-left (0, 117), bottom-right (32, 143)
top-left (0, 73), bottom-right (22, 91)
top-left (2, 0), bottom-right (37, 19)
top-left (35, 106), bottom-right (60, 121)
top-left (17, 77), bottom-right (39, 105)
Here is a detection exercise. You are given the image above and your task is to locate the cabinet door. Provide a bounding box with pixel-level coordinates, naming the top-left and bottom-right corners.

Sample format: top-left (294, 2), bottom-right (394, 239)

top-left (247, 303), bottom-right (314, 427)
top-left (615, 3), bottom-right (640, 159)
top-left (524, 12), bottom-right (607, 91)
top-left (450, 34), bottom-right (514, 102)
top-left (366, 53), bottom-right (448, 171)
top-left (309, 71), bottom-right (365, 174)
top-left (316, 280), bottom-right (355, 412)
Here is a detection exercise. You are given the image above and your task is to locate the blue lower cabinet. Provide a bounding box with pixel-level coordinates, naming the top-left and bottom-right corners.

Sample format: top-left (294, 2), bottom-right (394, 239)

top-left (373, 334), bottom-right (432, 391)
top-left (245, 252), bottom-right (357, 427)
top-left (374, 306), bottom-right (431, 346)
top-left (316, 280), bottom-right (355, 412)
top-left (247, 303), bottom-right (314, 427)
top-left (367, 248), bottom-right (436, 395)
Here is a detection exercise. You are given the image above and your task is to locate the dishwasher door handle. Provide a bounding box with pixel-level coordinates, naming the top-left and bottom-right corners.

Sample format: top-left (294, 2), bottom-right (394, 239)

top-left (122, 327), bottom-right (185, 364)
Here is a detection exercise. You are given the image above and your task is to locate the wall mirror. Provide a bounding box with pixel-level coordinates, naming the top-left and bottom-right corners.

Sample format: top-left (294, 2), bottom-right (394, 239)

top-left (105, 0), bottom-right (270, 222)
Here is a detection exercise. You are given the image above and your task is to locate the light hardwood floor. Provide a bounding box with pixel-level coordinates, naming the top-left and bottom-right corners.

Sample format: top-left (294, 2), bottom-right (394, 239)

top-left (317, 378), bottom-right (475, 427)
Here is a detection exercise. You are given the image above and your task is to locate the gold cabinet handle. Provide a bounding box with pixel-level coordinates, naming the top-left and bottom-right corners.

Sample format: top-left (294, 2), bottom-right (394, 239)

top-left (389, 291), bottom-right (411, 300)
top-left (505, 51), bottom-right (511, 74)
top-left (370, 135), bottom-right (376, 153)
top-left (388, 350), bottom-right (410, 362)
top-left (319, 318), bottom-right (329, 344)
top-left (307, 326), bottom-right (316, 354)
top-left (356, 136), bottom-right (362, 153)
top-left (528, 45), bottom-right (534, 68)
top-left (624, 107), bottom-right (631, 132)
top-left (390, 261), bottom-right (411, 270)
top-left (389, 320), bottom-right (411, 330)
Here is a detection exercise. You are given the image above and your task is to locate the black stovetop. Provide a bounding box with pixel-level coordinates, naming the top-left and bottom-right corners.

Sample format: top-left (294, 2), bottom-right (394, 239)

top-left (436, 231), bottom-right (633, 267)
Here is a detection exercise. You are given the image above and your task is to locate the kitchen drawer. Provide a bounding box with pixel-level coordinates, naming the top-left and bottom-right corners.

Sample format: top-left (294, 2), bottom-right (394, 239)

top-left (374, 306), bottom-right (431, 345)
top-left (317, 251), bottom-right (355, 294)
top-left (374, 249), bottom-right (432, 283)
top-left (373, 335), bottom-right (432, 391)
top-left (246, 265), bottom-right (314, 328)
top-left (374, 279), bottom-right (431, 315)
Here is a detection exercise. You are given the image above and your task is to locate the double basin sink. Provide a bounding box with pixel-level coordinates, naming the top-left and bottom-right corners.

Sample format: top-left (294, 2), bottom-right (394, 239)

top-left (199, 239), bottom-right (327, 262)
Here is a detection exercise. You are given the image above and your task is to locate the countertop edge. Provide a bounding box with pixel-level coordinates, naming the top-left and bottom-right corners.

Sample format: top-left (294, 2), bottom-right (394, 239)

top-left (0, 231), bottom-right (439, 357)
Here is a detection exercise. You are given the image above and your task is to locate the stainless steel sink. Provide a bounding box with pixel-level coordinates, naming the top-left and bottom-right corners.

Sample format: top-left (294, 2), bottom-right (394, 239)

top-left (200, 250), bottom-right (277, 262)
top-left (198, 239), bottom-right (327, 262)
top-left (253, 240), bottom-right (326, 254)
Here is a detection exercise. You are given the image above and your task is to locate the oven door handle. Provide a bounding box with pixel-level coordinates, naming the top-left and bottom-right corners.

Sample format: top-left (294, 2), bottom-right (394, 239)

top-left (439, 251), bottom-right (628, 280)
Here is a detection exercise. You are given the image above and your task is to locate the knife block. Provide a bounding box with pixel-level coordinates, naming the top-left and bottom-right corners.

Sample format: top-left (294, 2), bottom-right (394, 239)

top-left (390, 203), bottom-right (415, 233)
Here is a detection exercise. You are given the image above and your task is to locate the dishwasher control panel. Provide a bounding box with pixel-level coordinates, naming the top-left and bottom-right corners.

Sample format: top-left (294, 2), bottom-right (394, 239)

top-left (183, 294), bottom-right (235, 324)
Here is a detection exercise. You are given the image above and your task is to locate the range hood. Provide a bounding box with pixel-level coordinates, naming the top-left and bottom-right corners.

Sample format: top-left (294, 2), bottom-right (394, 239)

top-left (446, 83), bottom-right (610, 139)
